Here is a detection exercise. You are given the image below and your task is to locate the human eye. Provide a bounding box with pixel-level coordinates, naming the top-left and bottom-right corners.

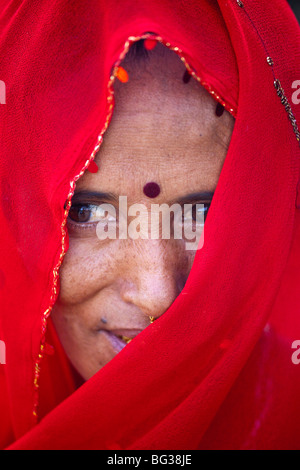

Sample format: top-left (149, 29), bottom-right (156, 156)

top-left (183, 202), bottom-right (211, 224)
top-left (67, 203), bottom-right (117, 237)
top-left (68, 204), bottom-right (97, 224)
top-left (68, 203), bottom-right (115, 224)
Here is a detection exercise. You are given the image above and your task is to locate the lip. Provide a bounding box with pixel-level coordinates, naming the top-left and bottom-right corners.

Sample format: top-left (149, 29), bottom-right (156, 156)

top-left (110, 329), bottom-right (144, 339)
top-left (100, 329), bottom-right (144, 354)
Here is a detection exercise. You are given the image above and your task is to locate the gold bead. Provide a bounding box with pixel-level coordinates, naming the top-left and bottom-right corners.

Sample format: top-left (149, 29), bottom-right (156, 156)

top-left (121, 336), bottom-right (132, 344)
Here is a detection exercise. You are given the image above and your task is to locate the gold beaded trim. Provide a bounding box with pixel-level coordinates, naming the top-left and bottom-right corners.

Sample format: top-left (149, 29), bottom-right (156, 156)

top-left (274, 79), bottom-right (300, 142)
top-left (163, 42), bottom-right (236, 116)
top-left (32, 33), bottom-right (237, 420)
top-left (235, 0), bottom-right (300, 146)
top-left (33, 65), bottom-right (115, 419)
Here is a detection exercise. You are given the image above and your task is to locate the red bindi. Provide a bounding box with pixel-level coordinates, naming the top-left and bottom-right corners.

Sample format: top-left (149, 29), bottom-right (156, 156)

top-left (143, 182), bottom-right (161, 198)
top-left (144, 39), bottom-right (157, 51)
top-left (87, 160), bottom-right (99, 173)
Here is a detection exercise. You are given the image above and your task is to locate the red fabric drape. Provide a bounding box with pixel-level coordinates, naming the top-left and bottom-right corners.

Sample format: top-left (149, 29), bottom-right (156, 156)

top-left (0, 0), bottom-right (300, 449)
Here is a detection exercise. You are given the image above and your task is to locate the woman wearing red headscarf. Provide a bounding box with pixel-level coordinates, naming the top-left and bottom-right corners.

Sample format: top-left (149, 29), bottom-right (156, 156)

top-left (0, 0), bottom-right (300, 450)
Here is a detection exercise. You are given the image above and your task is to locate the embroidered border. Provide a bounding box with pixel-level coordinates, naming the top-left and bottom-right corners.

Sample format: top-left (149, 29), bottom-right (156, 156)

top-left (235, 0), bottom-right (300, 146)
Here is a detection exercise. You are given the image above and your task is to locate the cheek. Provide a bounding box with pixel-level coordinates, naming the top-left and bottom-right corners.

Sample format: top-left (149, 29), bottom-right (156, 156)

top-left (184, 249), bottom-right (197, 278)
top-left (58, 239), bottom-right (119, 305)
top-left (59, 235), bottom-right (198, 307)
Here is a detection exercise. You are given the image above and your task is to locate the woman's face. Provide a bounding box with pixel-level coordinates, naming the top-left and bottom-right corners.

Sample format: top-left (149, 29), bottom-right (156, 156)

top-left (51, 43), bottom-right (234, 380)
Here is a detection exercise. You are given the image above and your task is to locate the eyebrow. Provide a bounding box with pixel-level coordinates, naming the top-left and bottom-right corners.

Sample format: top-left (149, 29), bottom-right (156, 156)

top-left (71, 190), bottom-right (118, 203)
top-left (72, 190), bottom-right (215, 205)
top-left (176, 191), bottom-right (215, 204)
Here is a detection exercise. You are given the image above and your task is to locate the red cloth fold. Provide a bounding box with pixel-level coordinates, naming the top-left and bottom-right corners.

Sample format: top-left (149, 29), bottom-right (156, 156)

top-left (0, 0), bottom-right (300, 449)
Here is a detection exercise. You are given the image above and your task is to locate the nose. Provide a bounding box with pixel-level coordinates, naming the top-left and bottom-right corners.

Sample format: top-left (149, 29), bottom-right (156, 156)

top-left (120, 240), bottom-right (188, 320)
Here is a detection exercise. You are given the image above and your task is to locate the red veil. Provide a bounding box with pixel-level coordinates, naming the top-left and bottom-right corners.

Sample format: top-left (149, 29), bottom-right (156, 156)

top-left (1, 0), bottom-right (300, 450)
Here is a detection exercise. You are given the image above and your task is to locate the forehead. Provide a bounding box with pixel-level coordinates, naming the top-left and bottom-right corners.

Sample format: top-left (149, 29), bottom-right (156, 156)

top-left (76, 43), bottom-right (234, 196)
top-left (114, 43), bottom-right (221, 130)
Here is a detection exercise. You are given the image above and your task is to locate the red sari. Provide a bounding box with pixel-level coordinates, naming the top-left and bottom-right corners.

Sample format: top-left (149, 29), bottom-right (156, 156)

top-left (0, 0), bottom-right (300, 449)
